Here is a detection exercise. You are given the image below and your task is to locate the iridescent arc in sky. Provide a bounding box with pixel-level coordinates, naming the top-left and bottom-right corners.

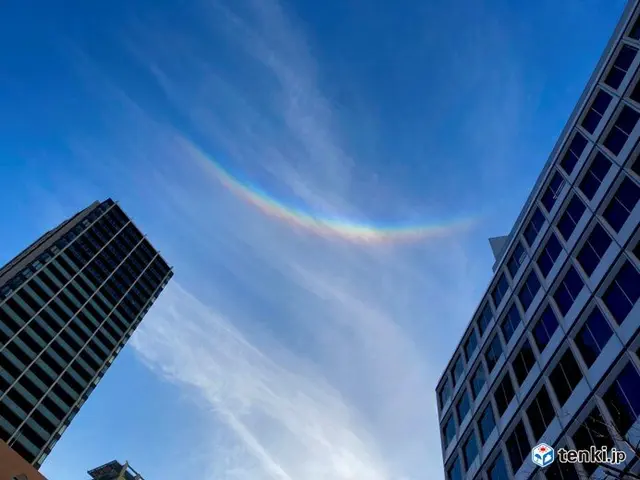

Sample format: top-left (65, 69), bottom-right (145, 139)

top-left (184, 142), bottom-right (475, 243)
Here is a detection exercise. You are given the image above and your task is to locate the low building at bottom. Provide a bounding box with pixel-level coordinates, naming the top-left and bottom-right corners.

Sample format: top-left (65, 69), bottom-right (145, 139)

top-left (0, 440), bottom-right (47, 480)
top-left (87, 460), bottom-right (144, 480)
top-left (0, 451), bottom-right (145, 480)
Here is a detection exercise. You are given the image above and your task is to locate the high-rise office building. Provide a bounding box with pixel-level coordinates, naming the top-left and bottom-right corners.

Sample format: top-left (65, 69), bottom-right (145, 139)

top-left (87, 460), bottom-right (143, 480)
top-left (437, 2), bottom-right (640, 479)
top-left (0, 199), bottom-right (173, 468)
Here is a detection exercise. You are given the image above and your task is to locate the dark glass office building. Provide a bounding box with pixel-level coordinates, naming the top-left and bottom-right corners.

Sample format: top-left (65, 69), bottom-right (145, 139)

top-left (0, 199), bottom-right (172, 468)
top-left (437, 1), bottom-right (640, 479)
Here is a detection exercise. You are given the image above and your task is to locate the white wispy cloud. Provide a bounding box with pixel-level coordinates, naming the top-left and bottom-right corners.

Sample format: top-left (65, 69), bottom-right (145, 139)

top-left (132, 283), bottom-right (392, 480)
top-left (46, 0), bottom-right (531, 478)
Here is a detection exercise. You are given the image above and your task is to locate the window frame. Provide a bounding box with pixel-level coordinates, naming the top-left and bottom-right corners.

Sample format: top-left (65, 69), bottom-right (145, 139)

top-left (581, 88), bottom-right (614, 135)
top-left (552, 262), bottom-right (586, 318)
top-left (525, 383), bottom-right (557, 442)
top-left (536, 230), bottom-right (563, 279)
top-left (478, 401), bottom-right (497, 445)
top-left (548, 346), bottom-right (584, 407)
top-left (580, 218), bottom-right (614, 271)
top-left (577, 148), bottom-right (614, 202)
top-left (518, 268), bottom-right (541, 312)
top-left (523, 207), bottom-right (547, 248)
top-left (470, 362), bottom-right (487, 399)
top-left (491, 272), bottom-right (510, 310)
top-left (484, 334), bottom-right (504, 373)
top-left (603, 42), bottom-right (639, 91)
top-left (560, 130), bottom-right (589, 175)
top-left (556, 192), bottom-right (588, 243)
top-left (601, 173), bottom-right (640, 234)
top-left (531, 303), bottom-right (560, 354)
top-left (602, 102), bottom-right (640, 157)
top-left (599, 256), bottom-right (640, 326)
top-left (500, 302), bottom-right (523, 345)
top-left (511, 338), bottom-right (537, 386)
top-left (572, 303), bottom-right (615, 369)
top-left (540, 170), bottom-right (567, 213)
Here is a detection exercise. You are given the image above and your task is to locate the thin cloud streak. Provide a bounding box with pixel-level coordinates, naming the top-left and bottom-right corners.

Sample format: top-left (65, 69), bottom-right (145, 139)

top-left (131, 283), bottom-right (391, 480)
top-left (50, 0), bottom-right (530, 478)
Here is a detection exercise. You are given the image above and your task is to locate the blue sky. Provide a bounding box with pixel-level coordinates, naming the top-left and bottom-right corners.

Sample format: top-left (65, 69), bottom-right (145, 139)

top-left (0, 0), bottom-right (628, 478)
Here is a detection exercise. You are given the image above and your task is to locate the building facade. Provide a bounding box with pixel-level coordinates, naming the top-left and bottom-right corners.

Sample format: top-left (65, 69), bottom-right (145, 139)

top-left (436, 2), bottom-right (640, 479)
top-left (87, 460), bottom-right (143, 480)
top-left (0, 199), bottom-right (173, 468)
top-left (0, 440), bottom-right (47, 480)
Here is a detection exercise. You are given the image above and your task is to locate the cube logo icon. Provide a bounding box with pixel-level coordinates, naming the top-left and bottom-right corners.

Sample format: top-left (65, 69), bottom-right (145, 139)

top-left (532, 443), bottom-right (555, 467)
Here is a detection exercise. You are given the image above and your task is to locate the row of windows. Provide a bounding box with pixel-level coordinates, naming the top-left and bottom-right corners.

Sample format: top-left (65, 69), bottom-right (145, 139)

top-left (0, 201), bottom-right (116, 301)
top-left (0, 327), bottom-right (115, 460)
top-left (449, 357), bottom-right (640, 480)
top-left (0, 253), bottom-right (168, 389)
top-left (0, 218), bottom-right (162, 348)
top-left (442, 14), bottom-right (640, 477)
top-left (439, 170), bottom-right (640, 412)
top-left (442, 255), bottom-right (640, 451)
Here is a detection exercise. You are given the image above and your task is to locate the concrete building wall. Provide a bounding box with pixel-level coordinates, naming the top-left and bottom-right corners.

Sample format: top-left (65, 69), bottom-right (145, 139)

top-left (0, 440), bottom-right (47, 480)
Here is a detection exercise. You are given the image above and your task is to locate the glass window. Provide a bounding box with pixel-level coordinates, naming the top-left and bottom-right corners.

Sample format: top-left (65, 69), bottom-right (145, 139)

top-left (603, 175), bottom-right (640, 232)
top-left (492, 273), bottom-right (509, 308)
top-left (541, 171), bottom-right (566, 212)
top-left (464, 330), bottom-right (477, 360)
top-left (634, 155), bottom-right (640, 178)
top-left (457, 391), bottom-right (471, 423)
top-left (506, 421), bottom-right (530, 474)
top-left (440, 379), bottom-right (451, 408)
top-left (447, 456), bottom-right (463, 480)
top-left (501, 304), bottom-right (522, 344)
top-left (452, 356), bottom-right (465, 386)
top-left (527, 385), bottom-right (556, 442)
top-left (574, 307), bottom-right (613, 368)
top-left (524, 208), bottom-right (545, 247)
top-left (576, 222), bottom-right (612, 277)
top-left (477, 303), bottom-right (493, 336)
top-left (479, 404), bottom-right (496, 444)
top-left (557, 194), bottom-right (586, 241)
top-left (604, 44), bottom-right (638, 90)
top-left (518, 270), bottom-right (541, 311)
top-left (443, 415), bottom-right (456, 447)
top-left (603, 260), bottom-right (640, 324)
top-left (532, 306), bottom-right (559, 352)
top-left (603, 362), bottom-right (640, 435)
top-left (507, 242), bottom-right (526, 278)
top-left (463, 433), bottom-right (478, 469)
top-left (495, 374), bottom-right (515, 416)
top-left (512, 339), bottom-right (536, 385)
top-left (604, 105), bottom-right (640, 155)
top-left (579, 152), bottom-right (612, 200)
top-left (537, 232), bottom-right (562, 278)
top-left (553, 266), bottom-right (584, 316)
top-left (544, 450), bottom-right (580, 479)
top-left (561, 132), bottom-right (588, 174)
top-left (471, 365), bottom-right (486, 398)
top-left (630, 15), bottom-right (640, 40)
top-left (572, 406), bottom-right (615, 476)
top-left (485, 335), bottom-right (503, 373)
top-left (488, 454), bottom-right (510, 480)
top-left (582, 90), bottom-right (613, 134)
top-left (549, 349), bottom-right (583, 406)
